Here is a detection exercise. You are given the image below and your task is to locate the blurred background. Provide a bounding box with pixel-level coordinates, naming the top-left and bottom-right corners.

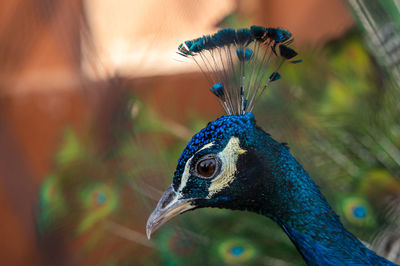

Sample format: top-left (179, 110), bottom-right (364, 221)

top-left (1, 0), bottom-right (400, 265)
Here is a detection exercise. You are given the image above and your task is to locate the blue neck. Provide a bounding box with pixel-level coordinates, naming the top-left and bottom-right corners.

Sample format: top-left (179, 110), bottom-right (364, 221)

top-left (252, 131), bottom-right (395, 265)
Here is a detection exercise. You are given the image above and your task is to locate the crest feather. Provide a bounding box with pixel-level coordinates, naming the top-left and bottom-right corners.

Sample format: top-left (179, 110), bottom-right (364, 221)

top-left (177, 25), bottom-right (301, 115)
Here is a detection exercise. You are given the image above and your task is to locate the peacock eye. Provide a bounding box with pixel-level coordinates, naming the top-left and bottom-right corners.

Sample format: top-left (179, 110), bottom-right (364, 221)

top-left (194, 155), bottom-right (221, 179)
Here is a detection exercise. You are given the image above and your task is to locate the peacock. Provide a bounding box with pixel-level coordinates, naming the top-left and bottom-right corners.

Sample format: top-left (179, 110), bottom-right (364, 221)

top-left (146, 26), bottom-right (398, 265)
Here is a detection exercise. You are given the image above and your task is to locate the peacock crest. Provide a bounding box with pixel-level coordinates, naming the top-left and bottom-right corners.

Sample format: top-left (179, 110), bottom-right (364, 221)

top-left (177, 26), bottom-right (301, 115)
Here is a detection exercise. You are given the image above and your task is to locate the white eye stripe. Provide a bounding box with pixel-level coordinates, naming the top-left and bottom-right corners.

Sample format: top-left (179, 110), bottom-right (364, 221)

top-left (207, 137), bottom-right (246, 198)
top-left (198, 142), bottom-right (214, 152)
top-left (178, 157), bottom-right (193, 193)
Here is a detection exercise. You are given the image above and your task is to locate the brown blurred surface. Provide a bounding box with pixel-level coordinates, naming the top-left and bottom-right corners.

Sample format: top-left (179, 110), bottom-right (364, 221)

top-left (0, 0), bottom-right (353, 264)
top-left (255, 0), bottom-right (353, 45)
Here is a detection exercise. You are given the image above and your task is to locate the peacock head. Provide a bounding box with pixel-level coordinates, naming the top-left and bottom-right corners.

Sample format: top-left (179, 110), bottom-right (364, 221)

top-left (147, 26), bottom-right (301, 239)
top-left (147, 112), bottom-right (285, 238)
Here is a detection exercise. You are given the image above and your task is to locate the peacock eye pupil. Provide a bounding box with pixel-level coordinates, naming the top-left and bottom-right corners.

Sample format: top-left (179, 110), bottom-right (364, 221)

top-left (197, 158), bottom-right (216, 177)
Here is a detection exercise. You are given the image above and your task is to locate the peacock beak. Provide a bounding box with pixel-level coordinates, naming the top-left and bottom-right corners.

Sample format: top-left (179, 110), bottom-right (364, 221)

top-left (146, 185), bottom-right (195, 239)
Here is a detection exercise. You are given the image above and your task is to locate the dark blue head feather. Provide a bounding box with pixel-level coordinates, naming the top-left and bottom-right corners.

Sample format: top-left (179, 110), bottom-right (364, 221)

top-left (172, 113), bottom-right (256, 190)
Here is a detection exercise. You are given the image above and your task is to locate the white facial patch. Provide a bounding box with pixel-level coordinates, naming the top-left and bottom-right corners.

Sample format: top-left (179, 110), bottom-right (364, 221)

top-left (178, 142), bottom-right (214, 193)
top-left (178, 157), bottom-right (193, 193)
top-left (207, 137), bottom-right (246, 198)
top-left (198, 142), bottom-right (214, 152)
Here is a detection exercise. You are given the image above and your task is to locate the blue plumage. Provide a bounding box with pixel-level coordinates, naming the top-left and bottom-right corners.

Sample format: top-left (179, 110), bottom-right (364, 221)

top-left (146, 26), bottom-right (397, 265)
top-left (282, 224), bottom-right (394, 265)
top-left (236, 48), bottom-right (253, 61)
top-left (210, 83), bottom-right (225, 100)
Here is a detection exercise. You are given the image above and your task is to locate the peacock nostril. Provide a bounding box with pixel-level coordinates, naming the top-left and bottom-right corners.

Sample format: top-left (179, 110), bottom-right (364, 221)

top-left (161, 190), bottom-right (176, 209)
